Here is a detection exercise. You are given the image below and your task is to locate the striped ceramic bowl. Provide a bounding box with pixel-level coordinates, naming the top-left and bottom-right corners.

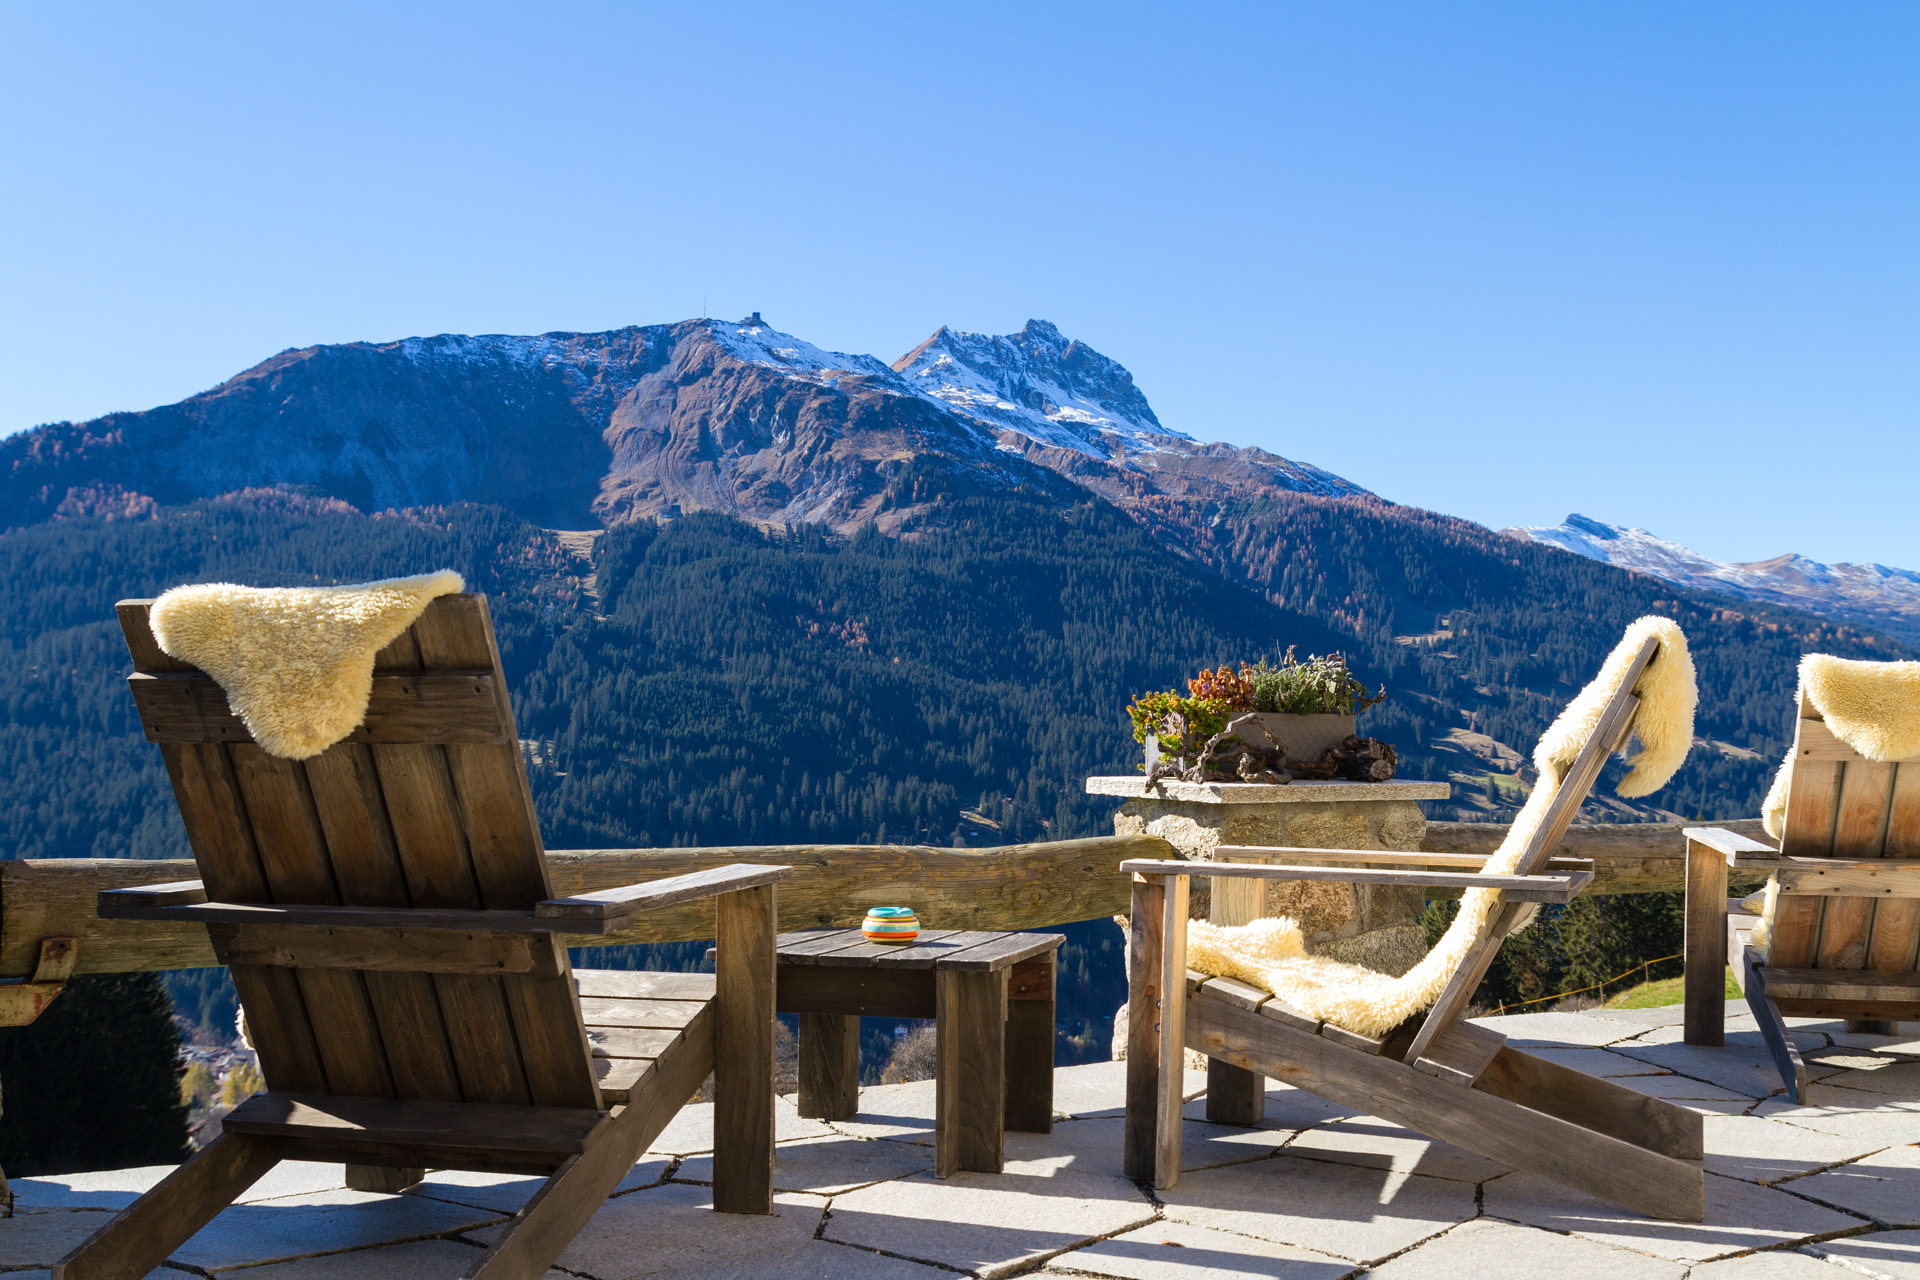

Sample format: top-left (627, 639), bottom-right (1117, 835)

top-left (862, 907), bottom-right (919, 943)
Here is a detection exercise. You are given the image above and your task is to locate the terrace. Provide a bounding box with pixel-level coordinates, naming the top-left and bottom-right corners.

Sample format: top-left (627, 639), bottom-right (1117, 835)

top-left (6, 1005), bottom-right (1918, 1278)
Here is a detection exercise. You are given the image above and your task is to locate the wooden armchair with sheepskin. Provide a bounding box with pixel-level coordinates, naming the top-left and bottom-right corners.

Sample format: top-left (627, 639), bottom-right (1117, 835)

top-left (57, 577), bottom-right (789, 1280)
top-left (1682, 655), bottom-right (1920, 1101)
top-left (1122, 618), bottom-right (1707, 1221)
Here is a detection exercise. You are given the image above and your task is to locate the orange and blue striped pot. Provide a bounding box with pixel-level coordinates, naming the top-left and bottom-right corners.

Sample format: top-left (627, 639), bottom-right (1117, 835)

top-left (862, 907), bottom-right (919, 943)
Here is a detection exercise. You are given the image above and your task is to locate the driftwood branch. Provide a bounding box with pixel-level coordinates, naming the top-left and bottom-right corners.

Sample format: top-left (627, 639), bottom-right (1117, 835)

top-left (0, 820), bottom-right (1770, 979)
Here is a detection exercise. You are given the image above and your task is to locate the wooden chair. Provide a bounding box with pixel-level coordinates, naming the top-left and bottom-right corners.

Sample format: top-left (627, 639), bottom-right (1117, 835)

top-left (1683, 686), bottom-right (1920, 1101)
top-left (56, 594), bottom-right (790, 1280)
top-left (1123, 636), bottom-right (1708, 1221)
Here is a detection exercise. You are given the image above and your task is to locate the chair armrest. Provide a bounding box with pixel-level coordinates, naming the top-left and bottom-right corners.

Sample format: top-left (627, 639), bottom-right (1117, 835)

top-left (1118, 859), bottom-right (1592, 904)
top-left (536, 864), bottom-right (793, 924)
top-left (1215, 845), bottom-right (1592, 875)
top-left (1684, 826), bottom-right (1778, 866)
top-left (99, 880), bottom-right (207, 908)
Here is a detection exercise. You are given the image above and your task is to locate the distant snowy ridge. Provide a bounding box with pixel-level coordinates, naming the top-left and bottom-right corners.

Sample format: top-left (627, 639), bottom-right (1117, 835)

top-left (1504, 514), bottom-right (1920, 646)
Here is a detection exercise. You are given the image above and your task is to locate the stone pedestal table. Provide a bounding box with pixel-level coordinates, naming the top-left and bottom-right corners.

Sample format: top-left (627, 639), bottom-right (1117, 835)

top-left (1088, 775), bottom-right (1451, 1119)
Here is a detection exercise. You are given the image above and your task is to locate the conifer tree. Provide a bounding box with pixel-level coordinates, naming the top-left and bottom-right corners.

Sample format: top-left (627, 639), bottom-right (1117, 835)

top-left (0, 974), bottom-right (190, 1176)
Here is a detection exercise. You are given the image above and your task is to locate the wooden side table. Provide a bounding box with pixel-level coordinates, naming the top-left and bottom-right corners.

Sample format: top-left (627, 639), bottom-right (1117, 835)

top-left (773, 927), bottom-right (1065, 1177)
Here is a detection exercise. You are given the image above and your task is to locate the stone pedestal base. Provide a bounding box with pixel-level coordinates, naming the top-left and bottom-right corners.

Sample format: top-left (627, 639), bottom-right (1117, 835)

top-left (1095, 778), bottom-right (1449, 979)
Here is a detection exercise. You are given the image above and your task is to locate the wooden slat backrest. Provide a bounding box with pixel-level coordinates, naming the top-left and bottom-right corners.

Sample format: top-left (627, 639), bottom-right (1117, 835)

top-left (117, 594), bottom-right (601, 1110)
top-left (1768, 687), bottom-right (1920, 975)
top-left (1403, 636), bottom-right (1658, 1066)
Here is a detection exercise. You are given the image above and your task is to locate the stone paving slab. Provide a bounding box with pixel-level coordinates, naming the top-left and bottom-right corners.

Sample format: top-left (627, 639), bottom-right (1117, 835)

top-left (646, 1094), bottom-right (836, 1156)
top-left (203, 1237), bottom-right (570, 1279)
top-left (1607, 1039), bottom-right (1824, 1098)
top-left (1687, 1251), bottom-right (1855, 1278)
top-left (1160, 1156), bottom-right (1476, 1264)
top-left (1809, 1228), bottom-right (1920, 1277)
top-left (1040, 1058), bottom-right (1209, 1120)
top-left (1041, 1218), bottom-right (1356, 1279)
top-left (168, 1186), bottom-right (505, 1272)
top-left (6, 1010), bottom-right (1919, 1279)
top-left (1520, 1045), bottom-right (1671, 1076)
top-left (675, 1132), bottom-right (932, 1194)
top-left (824, 1166), bottom-right (1156, 1279)
top-left (467, 1184), bottom-right (827, 1279)
top-left (1781, 1142), bottom-right (1920, 1226)
top-left (1700, 1113), bottom-right (1890, 1183)
top-left (1754, 1085), bottom-right (1920, 1142)
top-left (1466, 1010), bottom-right (1642, 1047)
top-left (0, 1209), bottom-right (117, 1267)
top-left (1365, 1217), bottom-right (1687, 1278)
top-left (1279, 1116), bottom-right (1508, 1184)
top-left (1480, 1169), bottom-right (1864, 1262)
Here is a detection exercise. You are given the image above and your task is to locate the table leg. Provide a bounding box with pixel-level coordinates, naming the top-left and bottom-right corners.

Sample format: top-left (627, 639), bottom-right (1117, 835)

top-left (796, 1014), bottom-right (861, 1120)
top-left (936, 968), bottom-right (1006, 1176)
top-left (1004, 957), bottom-right (1055, 1134)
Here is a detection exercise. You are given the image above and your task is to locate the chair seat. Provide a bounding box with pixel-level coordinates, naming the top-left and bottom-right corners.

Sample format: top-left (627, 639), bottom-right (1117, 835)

top-left (574, 970), bottom-right (717, 1103)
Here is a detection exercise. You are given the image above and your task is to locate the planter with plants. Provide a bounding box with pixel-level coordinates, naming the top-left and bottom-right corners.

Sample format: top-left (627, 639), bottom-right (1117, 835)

top-left (1126, 649), bottom-right (1395, 786)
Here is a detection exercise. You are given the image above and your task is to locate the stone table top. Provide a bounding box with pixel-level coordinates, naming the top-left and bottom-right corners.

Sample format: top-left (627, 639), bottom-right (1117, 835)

top-left (1085, 775), bottom-right (1451, 804)
top-left (14, 1005), bottom-right (1920, 1279)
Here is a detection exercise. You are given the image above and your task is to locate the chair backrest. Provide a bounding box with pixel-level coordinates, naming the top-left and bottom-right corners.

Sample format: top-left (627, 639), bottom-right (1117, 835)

top-left (1403, 636), bottom-right (1657, 1064)
top-left (117, 593), bottom-right (602, 1110)
top-left (1767, 687), bottom-right (1920, 973)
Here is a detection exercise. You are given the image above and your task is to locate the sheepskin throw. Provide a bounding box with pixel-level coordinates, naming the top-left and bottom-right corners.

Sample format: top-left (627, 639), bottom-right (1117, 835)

top-left (1763, 654), bottom-right (1920, 839)
top-left (1186, 615), bottom-right (1697, 1037)
top-left (149, 571), bottom-right (465, 760)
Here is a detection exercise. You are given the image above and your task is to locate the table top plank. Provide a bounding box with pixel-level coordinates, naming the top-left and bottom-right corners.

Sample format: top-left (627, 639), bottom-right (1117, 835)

top-left (772, 928), bottom-right (1065, 972)
top-left (934, 932), bottom-right (1066, 972)
top-left (801, 930), bottom-right (980, 968)
top-left (774, 928), bottom-right (898, 960)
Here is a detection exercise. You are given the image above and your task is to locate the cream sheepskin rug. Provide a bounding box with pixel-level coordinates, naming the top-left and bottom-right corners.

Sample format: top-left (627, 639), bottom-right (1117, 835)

top-left (1762, 654), bottom-right (1920, 839)
top-left (1185, 616), bottom-right (1697, 1037)
top-left (149, 571), bottom-right (465, 760)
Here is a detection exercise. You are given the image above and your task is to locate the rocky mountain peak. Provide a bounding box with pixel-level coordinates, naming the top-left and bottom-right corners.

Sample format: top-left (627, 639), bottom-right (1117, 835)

top-left (891, 319), bottom-right (1182, 457)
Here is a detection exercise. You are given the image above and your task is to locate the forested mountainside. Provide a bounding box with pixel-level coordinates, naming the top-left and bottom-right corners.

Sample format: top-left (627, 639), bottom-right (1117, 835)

top-left (4, 487), bottom-right (1905, 871)
top-left (2, 484), bottom-right (1909, 1061)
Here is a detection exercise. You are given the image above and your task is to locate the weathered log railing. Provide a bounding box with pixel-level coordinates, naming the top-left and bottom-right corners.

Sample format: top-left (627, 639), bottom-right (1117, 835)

top-left (0, 820), bottom-right (1770, 979)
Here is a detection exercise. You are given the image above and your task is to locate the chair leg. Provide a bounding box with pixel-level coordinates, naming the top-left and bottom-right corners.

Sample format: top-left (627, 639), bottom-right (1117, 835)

top-left (54, 1133), bottom-right (282, 1280)
top-left (1846, 1019), bottom-right (1899, 1036)
top-left (344, 1163), bottom-right (425, 1193)
top-left (1683, 838), bottom-right (1728, 1046)
top-left (713, 883), bottom-right (777, 1214)
top-left (1742, 951), bottom-right (1808, 1103)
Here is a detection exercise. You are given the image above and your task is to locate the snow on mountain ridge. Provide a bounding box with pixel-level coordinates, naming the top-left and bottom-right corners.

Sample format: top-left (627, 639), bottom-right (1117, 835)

top-left (892, 318), bottom-right (1188, 457)
top-left (1505, 514), bottom-right (1920, 646)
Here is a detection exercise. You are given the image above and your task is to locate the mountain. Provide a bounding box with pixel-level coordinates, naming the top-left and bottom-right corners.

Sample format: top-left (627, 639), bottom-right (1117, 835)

top-left (3, 316), bottom-right (1368, 538)
top-left (7, 317), bottom-right (1917, 1059)
top-left (1504, 514), bottom-right (1920, 647)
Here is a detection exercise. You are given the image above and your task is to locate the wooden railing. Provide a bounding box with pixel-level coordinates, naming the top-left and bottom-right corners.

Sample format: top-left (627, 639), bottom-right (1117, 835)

top-left (0, 820), bottom-right (1770, 979)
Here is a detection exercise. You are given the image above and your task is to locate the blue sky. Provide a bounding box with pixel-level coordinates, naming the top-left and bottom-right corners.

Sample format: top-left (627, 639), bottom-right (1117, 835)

top-left (4, 4), bottom-right (1916, 566)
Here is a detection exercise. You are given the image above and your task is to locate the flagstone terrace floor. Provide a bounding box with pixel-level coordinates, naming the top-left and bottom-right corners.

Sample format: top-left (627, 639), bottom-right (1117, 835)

top-left (8, 1003), bottom-right (1920, 1279)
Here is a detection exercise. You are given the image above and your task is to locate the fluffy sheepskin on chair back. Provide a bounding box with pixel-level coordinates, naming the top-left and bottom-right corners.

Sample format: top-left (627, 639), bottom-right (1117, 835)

top-left (1185, 615), bottom-right (1698, 1036)
top-left (148, 571), bottom-right (465, 760)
